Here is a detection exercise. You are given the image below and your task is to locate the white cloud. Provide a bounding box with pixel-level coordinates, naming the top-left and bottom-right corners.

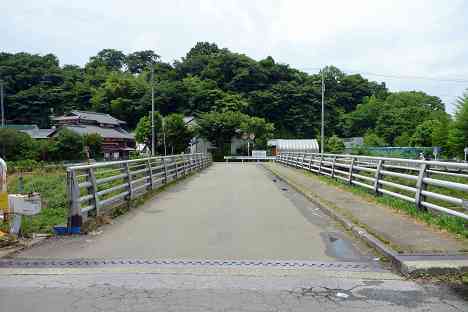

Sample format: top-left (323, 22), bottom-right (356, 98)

top-left (2, 0), bottom-right (468, 112)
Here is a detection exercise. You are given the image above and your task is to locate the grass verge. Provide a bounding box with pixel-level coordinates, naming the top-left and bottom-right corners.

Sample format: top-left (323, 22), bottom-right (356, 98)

top-left (3, 169), bottom-right (67, 236)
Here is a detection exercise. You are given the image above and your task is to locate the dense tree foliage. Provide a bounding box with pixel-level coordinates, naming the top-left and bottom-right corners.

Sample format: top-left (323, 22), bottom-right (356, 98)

top-left (49, 129), bottom-right (85, 161)
top-left (325, 135), bottom-right (345, 154)
top-left (448, 92), bottom-right (468, 158)
top-left (1, 42), bottom-right (464, 157)
top-left (0, 128), bottom-right (37, 160)
top-left (134, 112), bottom-right (163, 150)
top-left (83, 133), bottom-right (103, 159)
top-left (163, 114), bottom-right (194, 154)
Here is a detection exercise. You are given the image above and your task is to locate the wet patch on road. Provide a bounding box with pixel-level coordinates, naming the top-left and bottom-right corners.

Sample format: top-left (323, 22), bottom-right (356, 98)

top-left (262, 167), bottom-right (376, 262)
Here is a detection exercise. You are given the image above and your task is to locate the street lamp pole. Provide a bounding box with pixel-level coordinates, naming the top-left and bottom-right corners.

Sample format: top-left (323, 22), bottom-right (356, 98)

top-left (321, 69), bottom-right (325, 154)
top-left (151, 67), bottom-right (155, 156)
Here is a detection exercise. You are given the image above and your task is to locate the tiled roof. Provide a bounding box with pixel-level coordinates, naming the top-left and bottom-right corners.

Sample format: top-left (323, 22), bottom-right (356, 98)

top-left (71, 111), bottom-right (126, 125)
top-left (52, 111), bottom-right (126, 125)
top-left (63, 125), bottom-right (135, 140)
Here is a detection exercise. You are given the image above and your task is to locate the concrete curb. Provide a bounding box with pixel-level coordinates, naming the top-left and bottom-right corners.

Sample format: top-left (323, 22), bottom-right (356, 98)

top-left (263, 163), bottom-right (468, 277)
top-left (0, 236), bottom-right (48, 259)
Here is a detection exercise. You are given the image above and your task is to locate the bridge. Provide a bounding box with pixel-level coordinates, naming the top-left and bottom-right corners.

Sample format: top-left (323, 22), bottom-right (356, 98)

top-left (1, 155), bottom-right (468, 311)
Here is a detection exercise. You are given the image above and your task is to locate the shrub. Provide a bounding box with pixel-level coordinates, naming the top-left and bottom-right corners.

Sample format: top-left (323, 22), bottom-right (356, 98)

top-left (325, 135), bottom-right (345, 154)
top-left (83, 133), bottom-right (103, 159)
top-left (363, 131), bottom-right (386, 147)
top-left (50, 129), bottom-right (85, 161)
top-left (0, 128), bottom-right (38, 161)
top-left (6, 159), bottom-right (40, 173)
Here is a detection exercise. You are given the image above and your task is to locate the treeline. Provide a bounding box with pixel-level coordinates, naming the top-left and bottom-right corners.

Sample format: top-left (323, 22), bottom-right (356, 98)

top-left (1, 42), bottom-right (467, 158)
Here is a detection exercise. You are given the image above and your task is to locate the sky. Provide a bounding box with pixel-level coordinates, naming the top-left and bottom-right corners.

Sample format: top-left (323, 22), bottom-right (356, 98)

top-left (2, 0), bottom-right (468, 113)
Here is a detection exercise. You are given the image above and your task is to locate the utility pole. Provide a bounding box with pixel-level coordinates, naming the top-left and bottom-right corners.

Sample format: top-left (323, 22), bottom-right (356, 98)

top-left (1, 81), bottom-right (4, 128)
top-left (321, 69), bottom-right (325, 154)
top-left (151, 67), bottom-right (155, 156)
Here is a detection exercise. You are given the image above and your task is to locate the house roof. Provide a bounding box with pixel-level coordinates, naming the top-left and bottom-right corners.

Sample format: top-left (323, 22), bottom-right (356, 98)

top-left (53, 110), bottom-right (126, 125)
top-left (6, 124), bottom-right (56, 139)
top-left (21, 128), bottom-right (57, 139)
top-left (62, 125), bottom-right (135, 140)
top-left (6, 124), bottom-right (39, 131)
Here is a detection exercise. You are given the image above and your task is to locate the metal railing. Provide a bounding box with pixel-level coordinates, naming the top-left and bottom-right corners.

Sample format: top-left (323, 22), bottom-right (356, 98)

top-left (224, 156), bottom-right (276, 162)
top-left (277, 152), bottom-right (468, 220)
top-left (67, 153), bottom-right (211, 228)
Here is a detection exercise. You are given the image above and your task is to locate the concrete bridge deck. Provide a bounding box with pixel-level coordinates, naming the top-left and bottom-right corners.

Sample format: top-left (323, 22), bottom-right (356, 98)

top-left (15, 163), bottom-right (372, 261)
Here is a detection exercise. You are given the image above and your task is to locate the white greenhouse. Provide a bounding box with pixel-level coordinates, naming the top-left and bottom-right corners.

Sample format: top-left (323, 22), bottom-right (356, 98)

top-left (267, 139), bottom-right (319, 155)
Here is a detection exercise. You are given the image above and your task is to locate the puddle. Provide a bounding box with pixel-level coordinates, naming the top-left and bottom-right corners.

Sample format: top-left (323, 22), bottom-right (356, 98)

top-left (321, 232), bottom-right (366, 260)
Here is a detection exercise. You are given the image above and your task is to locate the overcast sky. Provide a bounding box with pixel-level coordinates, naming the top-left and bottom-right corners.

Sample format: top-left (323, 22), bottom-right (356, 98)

top-left (2, 0), bottom-right (468, 113)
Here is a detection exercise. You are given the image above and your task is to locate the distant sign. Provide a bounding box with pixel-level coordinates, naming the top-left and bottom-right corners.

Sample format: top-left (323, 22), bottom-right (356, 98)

top-left (252, 150), bottom-right (267, 158)
top-left (433, 146), bottom-right (441, 154)
top-left (464, 147), bottom-right (468, 154)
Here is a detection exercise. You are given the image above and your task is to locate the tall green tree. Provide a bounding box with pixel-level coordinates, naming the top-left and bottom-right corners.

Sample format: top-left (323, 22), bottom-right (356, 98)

top-left (134, 112), bottom-right (163, 150)
top-left (163, 114), bottom-right (194, 154)
top-left (448, 91), bottom-right (468, 158)
top-left (196, 111), bottom-right (248, 158)
top-left (86, 49), bottom-right (126, 71)
top-left (126, 50), bottom-right (160, 74)
top-left (240, 116), bottom-right (275, 149)
top-left (90, 71), bottom-right (149, 127)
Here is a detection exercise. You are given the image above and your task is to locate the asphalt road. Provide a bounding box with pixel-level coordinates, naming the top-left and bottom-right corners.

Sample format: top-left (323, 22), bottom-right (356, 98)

top-left (1, 264), bottom-right (467, 312)
top-left (16, 163), bottom-right (372, 261)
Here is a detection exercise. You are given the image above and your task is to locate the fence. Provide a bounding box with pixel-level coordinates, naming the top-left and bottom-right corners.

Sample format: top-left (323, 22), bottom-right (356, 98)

top-left (67, 153), bottom-right (211, 229)
top-left (277, 152), bottom-right (468, 221)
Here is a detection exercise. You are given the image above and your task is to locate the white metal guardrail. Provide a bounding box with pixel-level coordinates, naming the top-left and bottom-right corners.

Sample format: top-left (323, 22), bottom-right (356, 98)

top-left (224, 156), bottom-right (276, 162)
top-left (277, 152), bottom-right (468, 220)
top-left (67, 153), bottom-right (211, 229)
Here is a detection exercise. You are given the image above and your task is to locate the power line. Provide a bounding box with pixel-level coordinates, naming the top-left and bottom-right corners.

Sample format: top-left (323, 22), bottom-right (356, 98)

top-left (298, 67), bottom-right (468, 84)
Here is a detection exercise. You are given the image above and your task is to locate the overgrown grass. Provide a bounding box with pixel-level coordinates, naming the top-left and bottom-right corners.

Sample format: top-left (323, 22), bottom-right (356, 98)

top-left (301, 170), bottom-right (468, 240)
top-left (4, 169), bottom-right (67, 235)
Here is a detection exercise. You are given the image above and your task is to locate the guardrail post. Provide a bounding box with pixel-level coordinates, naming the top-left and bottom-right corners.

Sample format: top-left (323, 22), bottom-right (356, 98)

top-left (175, 156), bottom-right (179, 179)
top-left (147, 159), bottom-right (154, 190)
top-left (183, 155), bottom-right (188, 176)
top-left (373, 160), bottom-right (384, 195)
top-left (88, 168), bottom-right (100, 216)
top-left (124, 162), bottom-right (133, 201)
top-left (162, 157), bottom-right (168, 184)
top-left (415, 163), bottom-right (428, 210)
top-left (301, 153), bottom-right (306, 168)
top-left (331, 156), bottom-right (337, 178)
top-left (308, 153), bottom-right (313, 170)
top-left (67, 169), bottom-right (82, 231)
top-left (348, 157), bottom-right (356, 184)
top-left (318, 155), bottom-right (323, 174)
